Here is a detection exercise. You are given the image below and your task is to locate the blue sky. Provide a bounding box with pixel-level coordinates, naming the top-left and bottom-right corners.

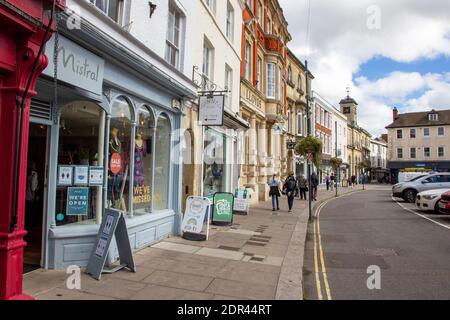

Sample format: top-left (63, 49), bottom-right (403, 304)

top-left (355, 56), bottom-right (450, 82)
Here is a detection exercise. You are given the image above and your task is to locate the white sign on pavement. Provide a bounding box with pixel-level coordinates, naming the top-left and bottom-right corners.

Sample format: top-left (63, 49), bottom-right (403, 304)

top-left (181, 197), bottom-right (211, 234)
top-left (233, 188), bottom-right (250, 214)
top-left (199, 95), bottom-right (225, 126)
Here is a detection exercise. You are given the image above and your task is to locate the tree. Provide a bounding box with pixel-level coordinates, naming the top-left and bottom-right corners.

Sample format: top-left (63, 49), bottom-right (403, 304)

top-left (295, 136), bottom-right (323, 168)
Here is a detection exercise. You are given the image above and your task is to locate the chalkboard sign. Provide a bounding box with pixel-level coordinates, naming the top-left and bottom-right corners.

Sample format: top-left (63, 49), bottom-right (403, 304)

top-left (86, 209), bottom-right (135, 280)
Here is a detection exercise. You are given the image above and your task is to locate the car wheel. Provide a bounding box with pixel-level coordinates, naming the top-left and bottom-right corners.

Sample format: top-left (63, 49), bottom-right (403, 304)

top-left (403, 190), bottom-right (417, 203)
top-left (434, 202), bottom-right (441, 214)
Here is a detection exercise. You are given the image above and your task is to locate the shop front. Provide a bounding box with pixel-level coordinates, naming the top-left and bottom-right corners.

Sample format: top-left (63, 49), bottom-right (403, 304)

top-left (24, 26), bottom-right (195, 269)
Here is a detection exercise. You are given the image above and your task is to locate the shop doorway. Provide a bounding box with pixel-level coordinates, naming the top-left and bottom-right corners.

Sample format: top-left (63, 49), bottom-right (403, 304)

top-left (23, 123), bottom-right (49, 273)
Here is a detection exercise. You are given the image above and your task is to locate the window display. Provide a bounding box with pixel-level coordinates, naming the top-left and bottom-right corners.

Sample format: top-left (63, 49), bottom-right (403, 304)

top-left (203, 129), bottom-right (227, 197)
top-left (107, 96), bottom-right (132, 213)
top-left (56, 102), bottom-right (105, 226)
top-left (154, 114), bottom-right (171, 210)
top-left (133, 107), bottom-right (154, 215)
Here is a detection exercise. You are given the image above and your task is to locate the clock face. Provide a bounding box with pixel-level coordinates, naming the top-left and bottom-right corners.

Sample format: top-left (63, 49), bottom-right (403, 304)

top-left (343, 107), bottom-right (351, 114)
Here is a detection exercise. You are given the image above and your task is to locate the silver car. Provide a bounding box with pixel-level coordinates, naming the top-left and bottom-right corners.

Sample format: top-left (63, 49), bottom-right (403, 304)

top-left (392, 173), bottom-right (450, 203)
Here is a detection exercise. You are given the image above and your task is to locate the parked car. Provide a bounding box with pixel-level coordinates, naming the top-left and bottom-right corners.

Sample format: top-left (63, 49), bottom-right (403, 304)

top-left (392, 173), bottom-right (450, 203)
top-left (416, 189), bottom-right (450, 213)
top-left (438, 191), bottom-right (450, 215)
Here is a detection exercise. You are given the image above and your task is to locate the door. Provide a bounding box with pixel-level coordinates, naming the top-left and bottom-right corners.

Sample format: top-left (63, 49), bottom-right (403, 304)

top-left (23, 123), bottom-right (49, 273)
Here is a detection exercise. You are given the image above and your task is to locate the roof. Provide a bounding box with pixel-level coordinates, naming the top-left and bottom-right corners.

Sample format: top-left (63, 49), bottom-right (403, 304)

top-left (386, 109), bottom-right (450, 129)
top-left (339, 96), bottom-right (358, 105)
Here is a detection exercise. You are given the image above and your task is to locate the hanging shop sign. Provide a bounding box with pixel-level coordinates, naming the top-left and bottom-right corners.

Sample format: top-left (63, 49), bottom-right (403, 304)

top-left (233, 188), bottom-right (249, 215)
top-left (74, 166), bottom-right (89, 185)
top-left (86, 209), bottom-right (135, 280)
top-left (66, 187), bottom-right (89, 216)
top-left (287, 141), bottom-right (296, 150)
top-left (43, 35), bottom-right (105, 97)
top-left (199, 95), bottom-right (225, 126)
top-left (89, 167), bottom-right (104, 186)
top-left (110, 153), bottom-right (122, 175)
top-left (58, 165), bottom-right (73, 186)
top-left (272, 123), bottom-right (283, 135)
top-left (212, 193), bottom-right (234, 226)
top-left (181, 197), bottom-right (211, 234)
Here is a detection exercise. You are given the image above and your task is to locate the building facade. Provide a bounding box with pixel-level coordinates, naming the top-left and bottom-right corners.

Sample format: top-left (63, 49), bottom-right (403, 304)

top-left (370, 137), bottom-right (388, 182)
top-left (286, 49), bottom-right (312, 178)
top-left (339, 94), bottom-right (372, 178)
top-left (21, 0), bottom-right (199, 270)
top-left (386, 108), bottom-right (450, 183)
top-left (331, 104), bottom-right (349, 181)
top-left (238, 0), bottom-right (292, 203)
top-left (312, 93), bottom-right (334, 183)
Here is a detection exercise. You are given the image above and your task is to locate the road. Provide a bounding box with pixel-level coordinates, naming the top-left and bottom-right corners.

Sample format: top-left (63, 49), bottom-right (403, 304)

top-left (303, 187), bottom-right (450, 300)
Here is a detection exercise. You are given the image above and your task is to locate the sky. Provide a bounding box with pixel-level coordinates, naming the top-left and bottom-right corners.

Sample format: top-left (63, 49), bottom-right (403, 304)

top-left (279, 0), bottom-right (450, 137)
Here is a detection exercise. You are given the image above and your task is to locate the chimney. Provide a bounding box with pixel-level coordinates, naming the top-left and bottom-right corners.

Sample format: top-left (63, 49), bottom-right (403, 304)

top-left (393, 107), bottom-right (399, 121)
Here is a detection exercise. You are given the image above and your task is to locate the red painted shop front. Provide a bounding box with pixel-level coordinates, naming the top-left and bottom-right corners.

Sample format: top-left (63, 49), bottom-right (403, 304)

top-left (0, 0), bottom-right (65, 300)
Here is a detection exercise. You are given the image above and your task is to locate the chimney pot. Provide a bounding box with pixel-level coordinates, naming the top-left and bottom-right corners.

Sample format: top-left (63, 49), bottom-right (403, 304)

top-left (393, 107), bottom-right (399, 121)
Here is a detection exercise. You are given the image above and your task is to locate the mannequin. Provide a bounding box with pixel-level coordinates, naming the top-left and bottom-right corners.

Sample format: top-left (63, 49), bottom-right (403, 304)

top-left (134, 133), bottom-right (146, 186)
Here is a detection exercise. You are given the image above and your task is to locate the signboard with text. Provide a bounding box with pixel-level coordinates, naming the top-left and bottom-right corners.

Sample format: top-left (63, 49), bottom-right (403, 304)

top-left (199, 95), bottom-right (225, 126)
top-left (212, 193), bottom-right (234, 226)
top-left (181, 197), bottom-right (210, 234)
top-left (233, 188), bottom-right (250, 214)
top-left (66, 187), bottom-right (89, 216)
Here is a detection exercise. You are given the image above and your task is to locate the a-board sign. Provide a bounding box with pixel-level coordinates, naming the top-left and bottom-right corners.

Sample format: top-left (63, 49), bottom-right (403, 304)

top-left (212, 193), bottom-right (234, 226)
top-left (181, 197), bottom-right (210, 234)
top-left (198, 95), bottom-right (225, 126)
top-left (86, 209), bottom-right (135, 280)
top-left (233, 188), bottom-right (249, 215)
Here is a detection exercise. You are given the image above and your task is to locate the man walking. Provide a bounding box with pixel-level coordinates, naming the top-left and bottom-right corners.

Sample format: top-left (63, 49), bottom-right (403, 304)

top-left (311, 172), bottom-right (319, 201)
top-left (325, 174), bottom-right (331, 191)
top-left (283, 173), bottom-right (297, 213)
top-left (297, 174), bottom-right (308, 200)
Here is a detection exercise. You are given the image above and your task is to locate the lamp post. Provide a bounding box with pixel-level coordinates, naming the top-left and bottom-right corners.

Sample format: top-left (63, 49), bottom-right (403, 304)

top-left (305, 60), bottom-right (313, 221)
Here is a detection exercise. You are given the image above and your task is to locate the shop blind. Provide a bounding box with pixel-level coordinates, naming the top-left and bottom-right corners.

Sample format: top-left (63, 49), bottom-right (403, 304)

top-left (30, 99), bottom-right (52, 121)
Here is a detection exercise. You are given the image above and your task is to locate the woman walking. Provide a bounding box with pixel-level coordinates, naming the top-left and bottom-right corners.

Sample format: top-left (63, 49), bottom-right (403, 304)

top-left (298, 175), bottom-right (308, 200)
top-left (268, 174), bottom-right (281, 211)
top-left (283, 173), bottom-right (297, 213)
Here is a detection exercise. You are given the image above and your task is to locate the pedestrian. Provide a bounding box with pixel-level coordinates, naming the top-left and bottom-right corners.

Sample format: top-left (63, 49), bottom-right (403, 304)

top-left (360, 173), bottom-right (365, 186)
top-left (311, 172), bottom-right (319, 201)
top-left (330, 173), bottom-right (335, 191)
top-left (351, 175), bottom-right (356, 188)
top-left (325, 174), bottom-right (331, 191)
top-left (283, 172), bottom-right (297, 213)
top-left (268, 174), bottom-right (281, 211)
top-left (298, 174), bottom-right (308, 200)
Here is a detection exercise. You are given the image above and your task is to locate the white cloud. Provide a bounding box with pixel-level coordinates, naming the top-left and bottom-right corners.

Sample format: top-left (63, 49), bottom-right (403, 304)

top-left (279, 0), bottom-right (450, 136)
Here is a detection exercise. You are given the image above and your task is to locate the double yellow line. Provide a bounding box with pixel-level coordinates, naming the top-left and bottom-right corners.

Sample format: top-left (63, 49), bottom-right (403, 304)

top-left (313, 200), bottom-right (332, 300)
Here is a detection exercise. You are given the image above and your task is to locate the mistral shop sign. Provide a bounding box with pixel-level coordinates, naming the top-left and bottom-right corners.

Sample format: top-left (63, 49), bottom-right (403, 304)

top-left (43, 35), bottom-right (105, 97)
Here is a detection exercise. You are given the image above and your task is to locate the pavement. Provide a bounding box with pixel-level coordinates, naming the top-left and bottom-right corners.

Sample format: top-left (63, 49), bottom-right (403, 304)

top-left (303, 188), bottom-right (450, 300)
top-left (23, 184), bottom-right (362, 300)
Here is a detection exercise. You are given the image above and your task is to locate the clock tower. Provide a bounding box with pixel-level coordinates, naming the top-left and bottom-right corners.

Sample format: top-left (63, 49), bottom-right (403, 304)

top-left (340, 88), bottom-right (358, 126)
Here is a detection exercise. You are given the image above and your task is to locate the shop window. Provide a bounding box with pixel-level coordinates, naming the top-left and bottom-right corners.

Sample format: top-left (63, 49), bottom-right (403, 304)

top-left (56, 102), bottom-right (106, 226)
top-left (154, 114), bottom-right (171, 210)
top-left (133, 106), bottom-right (155, 215)
top-left (203, 129), bottom-right (227, 197)
top-left (107, 96), bottom-right (133, 214)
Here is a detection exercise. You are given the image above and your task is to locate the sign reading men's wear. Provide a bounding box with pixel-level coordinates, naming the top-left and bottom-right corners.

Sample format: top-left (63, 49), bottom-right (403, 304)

top-left (212, 193), bottom-right (234, 226)
top-left (66, 187), bottom-right (89, 216)
top-left (43, 35), bottom-right (105, 97)
top-left (86, 209), bottom-right (135, 280)
top-left (198, 95), bottom-right (225, 126)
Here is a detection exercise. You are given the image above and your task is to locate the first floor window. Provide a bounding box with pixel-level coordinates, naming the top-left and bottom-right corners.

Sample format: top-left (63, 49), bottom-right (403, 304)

top-left (297, 112), bottom-right (303, 135)
top-left (397, 148), bottom-right (403, 159)
top-left (224, 65), bottom-right (233, 108)
top-left (257, 57), bottom-right (262, 92)
top-left (245, 41), bottom-right (252, 82)
top-left (424, 128), bottom-right (430, 137)
top-left (424, 147), bottom-right (431, 158)
top-left (90, 0), bottom-right (125, 24)
top-left (410, 128), bottom-right (416, 138)
top-left (438, 127), bottom-right (445, 136)
top-left (266, 63), bottom-right (276, 98)
top-left (438, 147), bottom-right (445, 157)
top-left (410, 148), bottom-right (416, 159)
top-left (165, 1), bottom-right (184, 69)
top-left (397, 130), bottom-right (402, 139)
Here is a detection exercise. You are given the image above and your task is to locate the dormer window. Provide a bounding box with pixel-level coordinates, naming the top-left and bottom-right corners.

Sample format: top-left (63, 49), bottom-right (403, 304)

top-left (428, 111), bottom-right (439, 121)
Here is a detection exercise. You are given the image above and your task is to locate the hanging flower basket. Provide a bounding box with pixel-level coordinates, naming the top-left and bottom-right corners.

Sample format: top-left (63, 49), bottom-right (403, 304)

top-left (295, 136), bottom-right (323, 168)
top-left (330, 157), bottom-right (343, 170)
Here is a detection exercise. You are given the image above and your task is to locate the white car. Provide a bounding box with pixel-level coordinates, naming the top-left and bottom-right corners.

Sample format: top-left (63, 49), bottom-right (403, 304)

top-left (416, 189), bottom-right (450, 213)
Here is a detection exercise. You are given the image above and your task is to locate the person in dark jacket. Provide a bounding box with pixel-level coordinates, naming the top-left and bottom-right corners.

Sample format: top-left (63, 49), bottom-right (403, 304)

top-left (268, 174), bottom-right (281, 211)
top-left (311, 172), bottom-right (319, 201)
top-left (297, 175), bottom-right (308, 200)
top-left (283, 173), bottom-right (297, 213)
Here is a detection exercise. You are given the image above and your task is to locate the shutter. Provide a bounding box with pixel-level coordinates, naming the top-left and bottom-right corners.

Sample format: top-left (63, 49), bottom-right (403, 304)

top-left (30, 99), bottom-right (52, 122)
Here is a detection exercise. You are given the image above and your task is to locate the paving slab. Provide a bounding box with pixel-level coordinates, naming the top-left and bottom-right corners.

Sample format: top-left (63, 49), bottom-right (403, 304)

top-left (143, 270), bottom-right (214, 291)
top-left (130, 284), bottom-right (214, 300)
top-left (205, 279), bottom-right (276, 300)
